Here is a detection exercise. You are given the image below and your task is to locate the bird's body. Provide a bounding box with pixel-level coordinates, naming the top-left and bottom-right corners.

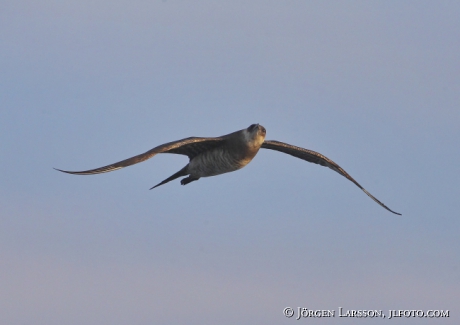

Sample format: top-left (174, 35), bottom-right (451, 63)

top-left (187, 126), bottom-right (264, 178)
top-left (55, 124), bottom-right (401, 215)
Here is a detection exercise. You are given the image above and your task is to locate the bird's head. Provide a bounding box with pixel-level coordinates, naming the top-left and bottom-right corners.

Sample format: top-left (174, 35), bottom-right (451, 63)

top-left (244, 123), bottom-right (266, 148)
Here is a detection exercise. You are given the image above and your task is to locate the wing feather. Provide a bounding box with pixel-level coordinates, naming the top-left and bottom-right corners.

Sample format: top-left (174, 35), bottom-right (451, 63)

top-left (55, 137), bottom-right (224, 175)
top-left (261, 140), bottom-right (401, 215)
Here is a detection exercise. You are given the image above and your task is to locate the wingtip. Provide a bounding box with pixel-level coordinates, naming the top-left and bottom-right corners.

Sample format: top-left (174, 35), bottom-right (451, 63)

top-left (383, 204), bottom-right (402, 216)
top-left (385, 206), bottom-right (402, 216)
top-left (53, 167), bottom-right (86, 175)
top-left (380, 204), bottom-right (402, 216)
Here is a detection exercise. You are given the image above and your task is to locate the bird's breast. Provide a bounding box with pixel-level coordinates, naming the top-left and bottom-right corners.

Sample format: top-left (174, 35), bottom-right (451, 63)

top-left (188, 147), bottom-right (255, 178)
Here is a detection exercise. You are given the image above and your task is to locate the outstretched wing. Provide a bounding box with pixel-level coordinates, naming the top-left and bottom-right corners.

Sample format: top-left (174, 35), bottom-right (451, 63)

top-left (55, 137), bottom-right (225, 175)
top-left (261, 140), bottom-right (401, 215)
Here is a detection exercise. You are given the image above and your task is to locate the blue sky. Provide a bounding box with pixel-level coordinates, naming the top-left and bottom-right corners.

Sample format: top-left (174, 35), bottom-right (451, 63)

top-left (1, 1), bottom-right (459, 324)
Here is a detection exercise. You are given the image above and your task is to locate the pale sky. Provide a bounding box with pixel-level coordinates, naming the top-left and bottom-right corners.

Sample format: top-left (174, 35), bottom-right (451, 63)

top-left (1, 1), bottom-right (459, 324)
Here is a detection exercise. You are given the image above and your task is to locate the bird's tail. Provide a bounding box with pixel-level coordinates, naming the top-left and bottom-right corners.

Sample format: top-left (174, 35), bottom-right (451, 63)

top-left (150, 166), bottom-right (189, 190)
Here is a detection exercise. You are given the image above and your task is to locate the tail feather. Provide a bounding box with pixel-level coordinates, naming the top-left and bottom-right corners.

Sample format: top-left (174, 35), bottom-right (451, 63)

top-left (150, 166), bottom-right (188, 190)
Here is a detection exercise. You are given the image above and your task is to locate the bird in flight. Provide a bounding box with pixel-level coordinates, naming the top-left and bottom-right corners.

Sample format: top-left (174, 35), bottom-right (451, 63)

top-left (55, 124), bottom-right (401, 215)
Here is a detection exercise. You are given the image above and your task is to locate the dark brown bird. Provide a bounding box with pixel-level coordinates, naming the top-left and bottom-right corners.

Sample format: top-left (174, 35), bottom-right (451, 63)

top-left (55, 124), bottom-right (401, 215)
